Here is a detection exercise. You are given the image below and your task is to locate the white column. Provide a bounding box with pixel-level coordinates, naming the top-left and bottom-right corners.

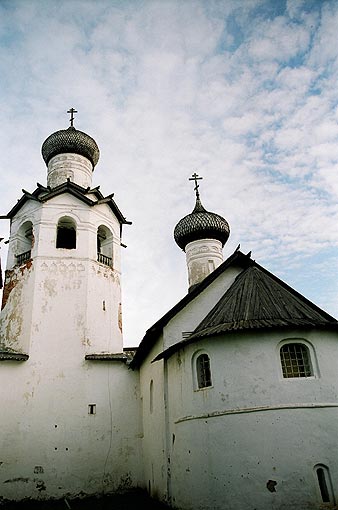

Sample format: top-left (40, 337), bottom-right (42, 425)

top-left (185, 238), bottom-right (223, 288)
top-left (47, 153), bottom-right (93, 188)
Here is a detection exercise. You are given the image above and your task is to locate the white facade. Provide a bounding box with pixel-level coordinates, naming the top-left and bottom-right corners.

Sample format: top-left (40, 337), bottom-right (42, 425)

top-left (165, 330), bottom-right (338, 510)
top-left (1, 181), bottom-right (123, 356)
top-left (0, 149), bottom-right (143, 500)
top-left (138, 274), bottom-right (338, 510)
top-left (1, 129), bottom-right (338, 509)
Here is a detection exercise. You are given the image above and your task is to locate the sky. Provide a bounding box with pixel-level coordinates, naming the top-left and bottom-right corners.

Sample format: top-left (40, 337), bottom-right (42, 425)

top-left (1, 0), bottom-right (338, 346)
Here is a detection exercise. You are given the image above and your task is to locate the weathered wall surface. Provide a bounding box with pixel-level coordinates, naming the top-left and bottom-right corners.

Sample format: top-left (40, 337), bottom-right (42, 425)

top-left (0, 260), bottom-right (35, 353)
top-left (0, 192), bottom-right (144, 501)
top-left (139, 336), bottom-right (167, 502)
top-left (185, 238), bottom-right (223, 288)
top-left (47, 153), bottom-right (93, 189)
top-left (0, 360), bottom-right (143, 500)
top-left (164, 329), bottom-right (338, 509)
top-left (2, 193), bottom-right (124, 355)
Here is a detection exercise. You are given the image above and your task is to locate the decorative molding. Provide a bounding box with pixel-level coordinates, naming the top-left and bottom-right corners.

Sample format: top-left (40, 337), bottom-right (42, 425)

top-left (0, 352), bottom-right (29, 361)
top-left (49, 153), bottom-right (92, 167)
top-left (175, 403), bottom-right (338, 424)
top-left (85, 353), bottom-right (128, 363)
top-left (187, 244), bottom-right (221, 257)
top-left (40, 261), bottom-right (86, 273)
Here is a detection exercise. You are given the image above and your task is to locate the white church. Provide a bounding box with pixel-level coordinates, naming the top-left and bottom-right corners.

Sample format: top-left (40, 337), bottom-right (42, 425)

top-left (1, 113), bottom-right (338, 509)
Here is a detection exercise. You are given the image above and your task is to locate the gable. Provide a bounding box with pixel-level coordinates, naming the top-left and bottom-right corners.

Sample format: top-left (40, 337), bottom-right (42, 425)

top-left (162, 264), bottom-right (243, 349)
top-left (131, 250), bottom-right (253, 367)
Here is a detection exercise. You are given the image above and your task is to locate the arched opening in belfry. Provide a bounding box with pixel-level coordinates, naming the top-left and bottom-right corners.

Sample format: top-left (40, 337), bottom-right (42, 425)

top-left (97, 225), bottom-right (113, 267)
top-left (56, 216), bottom-right (77, 250)
top-left (16, 221), bottom-right (34, 265)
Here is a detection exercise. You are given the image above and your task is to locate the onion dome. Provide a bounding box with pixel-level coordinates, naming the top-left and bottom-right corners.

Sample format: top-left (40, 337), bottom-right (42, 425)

top-left (41, 126), bottom-right (100, 168)
top-left (174, 195), bottom-right (230, 251)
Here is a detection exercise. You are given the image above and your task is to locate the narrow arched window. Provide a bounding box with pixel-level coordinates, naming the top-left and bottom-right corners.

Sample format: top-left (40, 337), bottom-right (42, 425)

top-left (150, 380), bottom-right (154, 414)
top-left (315, 465), bottom-right (335, 504)
top-left (97, 225), bottom-right (113, 267)
top-left (196, 353), bottom-right (212, 389)
top-left (280, 343), bottom-right (312, 378)
top-left (16, 221), bottom-right (33, 265)
top-left (56, 217), bottom-right (76, 249)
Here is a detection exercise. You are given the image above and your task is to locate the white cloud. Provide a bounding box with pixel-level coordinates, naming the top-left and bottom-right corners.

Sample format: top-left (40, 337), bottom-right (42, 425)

top-left (1, 0), bottom-right (338, 342)
top-left (247, 15), bottom-right (311, 62)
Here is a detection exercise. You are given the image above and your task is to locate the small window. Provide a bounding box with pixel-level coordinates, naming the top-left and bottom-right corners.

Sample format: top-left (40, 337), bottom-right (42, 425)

top-left (150, 380), bottom-right (154, 414)
top-left (208, 259), bottom-right (215, 272)
top-left (88, 404), bottom-right (96, 415)
top-left (280, 343), bottom-right (312, 378)
top-left (196, 353), bottom-right (212, 389)
top-left (56, 217), bottom-right (76, 249)
top-left (315, 464), bottom-right (335, 504)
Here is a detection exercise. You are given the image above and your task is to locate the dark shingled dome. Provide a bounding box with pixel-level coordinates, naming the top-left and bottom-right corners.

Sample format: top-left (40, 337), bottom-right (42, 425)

top-left (41, 126), bottom-right (100, 167)
top-left (174, 197), bottom-right (230, 251)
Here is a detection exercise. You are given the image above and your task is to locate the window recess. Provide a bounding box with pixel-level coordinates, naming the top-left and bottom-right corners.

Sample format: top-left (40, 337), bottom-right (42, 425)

top-left (280, 343), bottom-right (312, 378)
top-left (196, 353), bottom-right (212, 389)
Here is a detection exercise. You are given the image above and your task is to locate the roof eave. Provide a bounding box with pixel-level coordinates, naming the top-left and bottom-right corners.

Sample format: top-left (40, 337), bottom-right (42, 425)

top-left (152, 322), bottom-right (338, 363)
top-left (5, 181), bottom-right (131, 225)
top-left (0, 351), bottom-right (29, 361)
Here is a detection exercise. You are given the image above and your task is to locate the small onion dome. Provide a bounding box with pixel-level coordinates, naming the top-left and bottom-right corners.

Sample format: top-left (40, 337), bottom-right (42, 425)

top-left (174, 197), bottom-right (230, 251)
top-left (41, 126), bottom-right (100, 168)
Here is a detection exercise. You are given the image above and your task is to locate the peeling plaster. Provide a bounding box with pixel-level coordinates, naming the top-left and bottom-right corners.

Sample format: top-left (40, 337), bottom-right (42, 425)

top-left (1, 260), bottom-right (33, 310)
top-left (23, 390), bottom-right (34, 403)
top-left (42, 279), bottom-right (57, 298)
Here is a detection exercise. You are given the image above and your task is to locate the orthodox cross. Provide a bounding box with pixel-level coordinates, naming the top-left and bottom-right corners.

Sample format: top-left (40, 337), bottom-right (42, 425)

top-left (67, 108), bottom-right (78, 127)
top-left (189, 172), bottom-right (203, 199)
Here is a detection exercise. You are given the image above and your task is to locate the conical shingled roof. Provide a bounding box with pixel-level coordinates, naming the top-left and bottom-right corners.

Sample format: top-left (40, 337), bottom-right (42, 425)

top-left (174, 197), bottom-right (230, 250)
top-left (190, 265), bottom-right (338, 339)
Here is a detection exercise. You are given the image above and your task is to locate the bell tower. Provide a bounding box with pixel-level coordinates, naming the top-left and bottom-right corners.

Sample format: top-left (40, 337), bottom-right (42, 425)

top-left (0, 111), bottom-right (143, 501)
top-left (0, 109), bottom-right (130, 357)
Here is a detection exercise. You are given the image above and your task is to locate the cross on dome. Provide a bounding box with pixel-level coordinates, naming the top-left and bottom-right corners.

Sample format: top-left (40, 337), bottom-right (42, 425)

top-left (67, 107), bottom-right (78, 127)
top-left (189, 172), bottom-right (203, 199)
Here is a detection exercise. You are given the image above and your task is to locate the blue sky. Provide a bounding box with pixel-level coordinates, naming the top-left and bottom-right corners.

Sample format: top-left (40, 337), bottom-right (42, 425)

top-left (1, 0), bottom-right (338, 345)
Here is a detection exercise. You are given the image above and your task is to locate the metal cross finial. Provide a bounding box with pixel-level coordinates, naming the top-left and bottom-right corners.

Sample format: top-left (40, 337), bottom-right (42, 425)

top-left (189, 172), bottom-right (203, 199)
top-left (67, 108), bottom-right (78, 127)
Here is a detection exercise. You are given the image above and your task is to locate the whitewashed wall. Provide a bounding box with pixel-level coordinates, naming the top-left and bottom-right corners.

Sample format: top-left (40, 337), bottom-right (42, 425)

top-left (139, 336), bottom-right (167, 501)
top-left (163, 264), bottom-right (242, 349)
top-left (0, 360), bottom-right (143, 500)
top-left (0, 192), bottom-right (144, 500)
top-left (164, 328), bottom-right (338, 510)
